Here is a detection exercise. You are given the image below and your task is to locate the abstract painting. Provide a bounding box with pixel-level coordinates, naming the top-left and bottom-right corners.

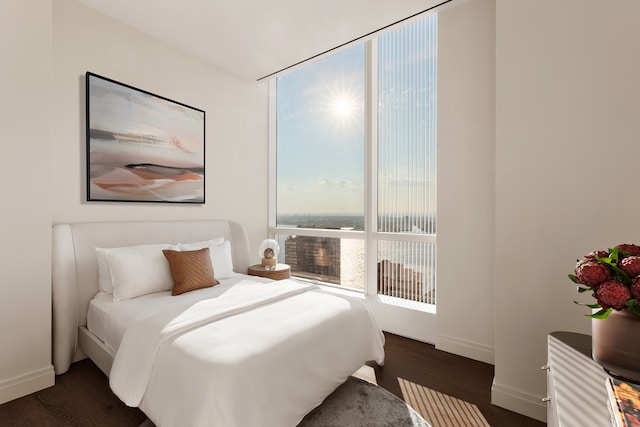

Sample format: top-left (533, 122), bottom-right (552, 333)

top-left (86, 72), bottom-right (205, 203)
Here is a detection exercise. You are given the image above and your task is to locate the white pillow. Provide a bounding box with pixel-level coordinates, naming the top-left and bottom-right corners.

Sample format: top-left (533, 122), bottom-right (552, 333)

top-left (96, 244), bottom-right (175, 295)
top-left (95, 247), bottom-right (114, 294)
top-left (105, 243), bottom-right (177, 302)
top-left (178, 237), bottom-right (224, 248)
top-left (178, 239), bottom-right (235, 279)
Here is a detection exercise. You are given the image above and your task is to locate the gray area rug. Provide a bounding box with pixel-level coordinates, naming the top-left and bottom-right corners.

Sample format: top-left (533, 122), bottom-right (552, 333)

top-left (139, 376), bottom-right (430, 427)
top-left (298, 376), bottom-right (431, 427)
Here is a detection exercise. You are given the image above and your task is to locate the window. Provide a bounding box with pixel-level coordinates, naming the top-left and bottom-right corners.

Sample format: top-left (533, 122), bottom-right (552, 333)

top-left (272, 14), bottom-right (437, 306)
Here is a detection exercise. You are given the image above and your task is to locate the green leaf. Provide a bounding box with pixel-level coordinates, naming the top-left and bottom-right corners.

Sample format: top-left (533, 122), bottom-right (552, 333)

top-left (568, 274), bottom-right (579, 284)
top-left (573, 301), bottom-right (602, 309)
top-left (596, 252), bottom-right (615, 264)
top-left (614, 247), bottom-right (632, 258)
top-left (595, 252), bottom-right (631, 284)
top-left (577, 286), bottom-right (591, 293)
top-left (587, 308), bottom-right (612, 319)
top-left (610, 248), bottom-right (620, 262)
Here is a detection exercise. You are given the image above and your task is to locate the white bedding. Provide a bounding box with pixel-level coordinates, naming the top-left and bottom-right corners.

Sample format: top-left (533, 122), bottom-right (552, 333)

top-left (104, 276), bottom-right (385, 427)
top-left (87, 274), bottom-right (266, 353)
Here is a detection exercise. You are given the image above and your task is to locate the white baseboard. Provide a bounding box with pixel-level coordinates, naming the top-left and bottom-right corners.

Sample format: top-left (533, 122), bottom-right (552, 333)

top-left (491, 378), bottom-right (547, 423)
top-left (436, 333), bottom-right (494, 364)
top-left (0, 365), bottom-right (55, 405)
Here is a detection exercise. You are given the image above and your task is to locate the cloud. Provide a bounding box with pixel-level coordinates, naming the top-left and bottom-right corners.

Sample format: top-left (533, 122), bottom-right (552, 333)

top-left (314, 177), bottom-right (360, 188)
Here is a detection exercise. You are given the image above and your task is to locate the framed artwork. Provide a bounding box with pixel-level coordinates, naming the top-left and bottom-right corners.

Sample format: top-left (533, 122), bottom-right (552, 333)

top-left (86, 72), bottom-right (205, 203)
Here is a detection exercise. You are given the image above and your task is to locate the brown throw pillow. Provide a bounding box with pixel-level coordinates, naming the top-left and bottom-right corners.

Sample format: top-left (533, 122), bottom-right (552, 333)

top-left (162, 248), bottom-right (219, 296)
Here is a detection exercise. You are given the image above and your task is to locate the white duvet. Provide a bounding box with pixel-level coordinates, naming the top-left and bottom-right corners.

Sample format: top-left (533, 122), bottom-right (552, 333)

top-left (109, 278), bottom-right (385, 427)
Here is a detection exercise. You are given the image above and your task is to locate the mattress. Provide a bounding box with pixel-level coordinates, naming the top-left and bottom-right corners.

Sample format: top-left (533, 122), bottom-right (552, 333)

top-left (86, 273), bottom-right (272, 353)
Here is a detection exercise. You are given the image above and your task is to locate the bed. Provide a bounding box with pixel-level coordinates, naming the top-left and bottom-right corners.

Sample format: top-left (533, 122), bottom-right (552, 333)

top-left (51, 220), bottom-right (385, 427)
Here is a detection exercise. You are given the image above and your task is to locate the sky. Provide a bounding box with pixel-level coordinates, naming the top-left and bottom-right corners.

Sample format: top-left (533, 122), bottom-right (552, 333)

top-left (276, 44), bottom-right (366, 216)
top-left (276, 15), bottom-right (437, 218)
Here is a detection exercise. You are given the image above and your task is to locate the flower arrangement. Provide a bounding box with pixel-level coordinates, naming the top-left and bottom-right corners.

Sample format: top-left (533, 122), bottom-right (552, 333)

top-left (569, 244), bottom-right (640, 319)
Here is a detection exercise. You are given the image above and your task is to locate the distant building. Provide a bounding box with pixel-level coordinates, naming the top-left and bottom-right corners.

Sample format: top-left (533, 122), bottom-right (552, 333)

top-left (378, 260), bottom-right (433, 304)
top-left (285, 235), bottom-right (341, 284)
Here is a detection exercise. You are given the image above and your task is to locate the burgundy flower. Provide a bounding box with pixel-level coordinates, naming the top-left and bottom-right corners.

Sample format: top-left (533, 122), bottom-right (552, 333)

top-left (620, 256), bottom-right (640, 278)
top-left (615, 243), bottom-right (640, 256)
top-left (575, 261), bottom-right (611, 287)
top-left (631, 277), bottom-right (640, 300)
top-left (583, 250), bottom-right (609, 261)
top-left (570, 245), bottom-right (640, 318)
top-left (596, 280), bottom-right (631, 310)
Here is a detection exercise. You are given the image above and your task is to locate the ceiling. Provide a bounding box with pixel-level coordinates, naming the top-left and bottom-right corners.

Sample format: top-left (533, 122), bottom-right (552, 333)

top-left (75, 0), bottom-right (446, 81)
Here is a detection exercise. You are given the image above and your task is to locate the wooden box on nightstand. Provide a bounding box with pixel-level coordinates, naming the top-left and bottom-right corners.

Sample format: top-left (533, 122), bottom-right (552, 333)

top-left (248, 264), bottom-right (291, 281)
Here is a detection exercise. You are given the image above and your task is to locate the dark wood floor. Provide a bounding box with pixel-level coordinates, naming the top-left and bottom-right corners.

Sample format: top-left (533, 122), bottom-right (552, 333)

top-left (0, 332), bottom-right (544, 427)
top-left (370, 333), bottom-right (544, 427)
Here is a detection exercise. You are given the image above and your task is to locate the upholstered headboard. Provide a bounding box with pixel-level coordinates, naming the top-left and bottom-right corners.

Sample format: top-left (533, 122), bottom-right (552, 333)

top-left (51, 220), bottom-right (251, 374)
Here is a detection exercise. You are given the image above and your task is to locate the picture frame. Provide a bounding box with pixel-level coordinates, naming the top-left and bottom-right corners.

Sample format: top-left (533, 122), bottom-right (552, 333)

top-left (86, 72), bottom-right (205, 203)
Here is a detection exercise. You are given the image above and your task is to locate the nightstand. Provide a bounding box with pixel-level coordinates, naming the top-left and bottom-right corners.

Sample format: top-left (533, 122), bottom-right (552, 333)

top-left (248, 264), bottom-right (291, 281)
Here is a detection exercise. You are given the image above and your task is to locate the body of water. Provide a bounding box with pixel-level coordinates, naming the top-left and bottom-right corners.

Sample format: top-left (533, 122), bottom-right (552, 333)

top-left (276, 214), bottom-right (436, 299)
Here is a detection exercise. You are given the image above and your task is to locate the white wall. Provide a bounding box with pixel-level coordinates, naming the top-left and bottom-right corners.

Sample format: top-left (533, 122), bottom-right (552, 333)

top-left (0, 0), bottom-right (269, 404)
top-left (52, 0), bottom-right (269, 253)
top-left (436, 0), bottom-right (496, 364)
top-left (493, 0), bottom-right (640, 421)
top-left (0, 0), bottom-right (56, 404)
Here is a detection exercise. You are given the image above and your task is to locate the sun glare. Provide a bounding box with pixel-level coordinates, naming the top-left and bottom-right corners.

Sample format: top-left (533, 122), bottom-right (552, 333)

top-left (326, 91), bottom-right (361, 128)
top-left (320, 76), bottom-right (363, 129)
top-left (331, 95), bottom-right (355, 118)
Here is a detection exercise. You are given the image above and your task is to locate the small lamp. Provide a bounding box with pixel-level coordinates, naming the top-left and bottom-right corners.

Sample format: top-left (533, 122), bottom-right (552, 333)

top-left (258, 239), bottom-right (280, 270)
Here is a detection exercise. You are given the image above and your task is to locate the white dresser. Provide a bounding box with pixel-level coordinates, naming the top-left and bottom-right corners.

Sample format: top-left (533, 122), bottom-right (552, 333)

top-left (546, 332), bottom-right (612, 427)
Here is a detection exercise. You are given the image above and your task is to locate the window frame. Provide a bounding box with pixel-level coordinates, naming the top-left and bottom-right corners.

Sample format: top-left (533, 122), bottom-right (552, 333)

top-left (268, 26), bottom-right (436, 308)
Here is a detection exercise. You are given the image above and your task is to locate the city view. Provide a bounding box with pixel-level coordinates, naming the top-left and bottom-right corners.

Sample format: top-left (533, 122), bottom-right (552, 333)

top-left (276, 214), bottom-right (436, 305)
